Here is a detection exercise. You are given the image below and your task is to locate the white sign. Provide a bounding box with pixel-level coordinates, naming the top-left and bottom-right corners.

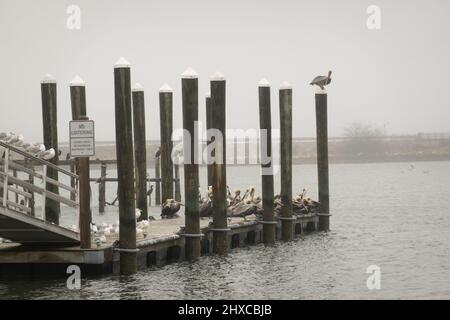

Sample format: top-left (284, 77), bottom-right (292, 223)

top-left (70, 120), bottom-right (95, 157)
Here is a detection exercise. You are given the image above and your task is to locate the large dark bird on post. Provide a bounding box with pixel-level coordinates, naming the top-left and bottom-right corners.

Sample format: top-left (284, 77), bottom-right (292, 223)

top-left (310, 70), bottom-right (332, 90)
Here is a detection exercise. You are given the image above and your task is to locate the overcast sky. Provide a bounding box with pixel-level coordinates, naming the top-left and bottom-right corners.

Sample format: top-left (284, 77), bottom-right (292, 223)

top-left (0, 0), bottom-right (449, 142)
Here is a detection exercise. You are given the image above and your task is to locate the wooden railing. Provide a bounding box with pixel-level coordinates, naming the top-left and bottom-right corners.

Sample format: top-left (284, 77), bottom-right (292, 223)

top-left (0, 141), bottom-right (79, 221)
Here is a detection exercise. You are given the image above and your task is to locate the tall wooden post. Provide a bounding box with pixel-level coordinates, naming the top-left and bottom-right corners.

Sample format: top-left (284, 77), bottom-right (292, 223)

top-left (159, 83), bottom-right (174, 203)
top-left (279, 81), bottom-right (294, 241)
top-left (78, 115), bottom-right (92, 249)
top-left (315, 90), bottom-right (330, 231)
top-left (41, 74), bottom-right (60, 224)
top-left (181, 67), bottom-right (201, 259)
top-left (210, 72), bottom-right (228, 255)
top-left (258, 78), bottom-right (276, 244)
top-left (174, 160), bottom-right (181, 202)
top-left (132, 83), bottom-right (148, 221)
top-left (205, 93), bottom-right (214, 188)
top-left (114, 57), bottom-right (137, 275)
top-left (99, 162), bottom-right (107, 214)
top-left (155, 156), bottom-right (161, 205)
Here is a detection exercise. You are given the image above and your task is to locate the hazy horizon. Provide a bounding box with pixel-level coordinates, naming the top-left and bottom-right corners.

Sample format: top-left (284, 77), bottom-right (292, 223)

top-left (1, 0), bottom-right (449, 143)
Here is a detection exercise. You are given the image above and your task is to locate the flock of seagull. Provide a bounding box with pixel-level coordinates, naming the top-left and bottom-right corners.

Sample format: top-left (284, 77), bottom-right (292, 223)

top-left (0, 132), bottom-right (56, 160)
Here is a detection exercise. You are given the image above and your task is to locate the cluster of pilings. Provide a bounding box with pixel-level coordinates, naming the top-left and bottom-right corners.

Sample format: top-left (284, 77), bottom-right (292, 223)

top-left (37, 57), bottom-right (330, 275)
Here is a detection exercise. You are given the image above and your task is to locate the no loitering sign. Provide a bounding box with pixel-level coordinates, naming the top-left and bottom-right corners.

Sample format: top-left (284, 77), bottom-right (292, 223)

top-left (69, 120), bottom-right (95, 157)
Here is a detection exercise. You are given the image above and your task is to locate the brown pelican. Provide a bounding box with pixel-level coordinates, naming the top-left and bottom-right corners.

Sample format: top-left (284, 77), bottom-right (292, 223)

top-left (161, 199), bottom-right (182, 218)
top-left (310, 70), bottom-right (332, 90)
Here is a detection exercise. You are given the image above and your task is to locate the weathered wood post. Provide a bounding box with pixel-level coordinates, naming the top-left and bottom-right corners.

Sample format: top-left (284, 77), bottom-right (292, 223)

top-left (181, 67), bottom-right (201, 259)
top-left (78, 115), bottom-right (92, 249)
top-left (315, 89), bottom-right (330, 231)
top-left (99, 162), bottom-right (107, 213)
top-left (279, 81), bottom-right (294, 241)
top-left (70, 75), bottom-right (86, 203)
top-left (205, 93), bottom-right (214, 188)
top-left (41, 74), bottom-right (60, 224)
top-left (174, 160), bottom-right (181, 202)
top-left (159, 83), bottom-right (174, 203)
top-left (210, 72), bottom-right (228, 255)
top-left (132, 83), bottom-right (148, 221)
top-left (155, 155), bottom-right (161, 205)
top-left (258, 78), bottom-right (276, 244)
top-left (114, 57), bottom-right (137, 275)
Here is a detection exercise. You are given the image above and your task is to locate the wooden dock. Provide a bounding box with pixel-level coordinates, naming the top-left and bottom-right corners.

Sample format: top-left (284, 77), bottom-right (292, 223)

top-left (0, 214), bottom-right (318, 278)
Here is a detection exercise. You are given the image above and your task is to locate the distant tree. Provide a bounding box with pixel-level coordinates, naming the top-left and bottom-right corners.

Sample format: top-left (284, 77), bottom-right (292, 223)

top-left (340, 122), bottom-right (386, 156)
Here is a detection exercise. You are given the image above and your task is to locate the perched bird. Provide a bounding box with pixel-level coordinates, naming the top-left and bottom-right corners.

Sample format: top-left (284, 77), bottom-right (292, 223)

top-left (38, 148), bottom-right (56, 160)
top-left (135, 208), bottom-right (142, 220)
top-left (161, 199), bottom-right (182, 218)
top-left (310, 70), bottom-right (332, 90)
top-left (26, 143), bottom-right (45, 155)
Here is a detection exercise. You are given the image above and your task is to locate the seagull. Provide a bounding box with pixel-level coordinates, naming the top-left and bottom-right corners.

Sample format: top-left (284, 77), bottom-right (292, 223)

top-left (135, 208), bottom-right (142, 220)
top-left (310, 70), bottom-right (332, 90)
top-left (26, 143), bottom-right (45, 155)
top-left (39, 148), bottom-right (56, 160)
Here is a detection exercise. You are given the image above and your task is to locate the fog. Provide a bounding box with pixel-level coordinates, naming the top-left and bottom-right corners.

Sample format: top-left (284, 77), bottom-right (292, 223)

top-left (1, 0), bottom-right (449, 142)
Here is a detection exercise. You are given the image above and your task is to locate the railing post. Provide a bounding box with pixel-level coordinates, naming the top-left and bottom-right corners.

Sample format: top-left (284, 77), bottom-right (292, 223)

top-left (2, 149), bottom-right (9, 207)
top-left (205, 93), bottom-right (214, 187)
top-left (78, 115), bottom-right (92, 249)
top-left (315, 90), bottom-right (330, 231)
top-left (159, 83), bottom-right (174, 204)
top-left (114, 57), bottom-right (137, 275)
top-left (210, 72), bottom-right (228, 255)
top-left (258, 78), bottom-right (276, 244)
top-left (132, 83), bottom-right (148, 221)
top-left (174, 159), bottom-right (181, 202)
top-left (41, 74), bottom-right (60, 224)
top-left (70, 160), bottom-right (76, 201)
top-left (279, 81), bottom-right (294, 241)
top-left (182, 67), bottom-right (201, 260)
top-left (41, 165), bottom-right (47, 220)
top-left (99, 162), bottom-right (107, 214)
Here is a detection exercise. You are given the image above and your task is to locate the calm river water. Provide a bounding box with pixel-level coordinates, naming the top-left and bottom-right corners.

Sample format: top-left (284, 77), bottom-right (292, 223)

top-left (1, 161), bottom-right (450, 299)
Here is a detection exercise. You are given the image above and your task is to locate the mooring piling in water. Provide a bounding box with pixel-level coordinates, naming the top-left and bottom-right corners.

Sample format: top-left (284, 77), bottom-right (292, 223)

top-left (181, 67), bottom-right (201, 259)
top-left (159, 83), bottom-right (174, 203)
top-left (205, 92), bottom-right (214, 188)
top-left (279, 81), bottom-right (294, 241)
top-left (258, 78), bottom-right (276, 244)
top-left (98, 162), bottom-right (107, 213)
top-left (114, 57), bottom-right (137, 274)
top-left (40, 74), bottom-right (60, 225)
top-left (78, 115), bottom-right (92, 249)
top-left (210, 72), bottom-right (229, 255)
top-left (132, 83), bottom-right (148, 221)
top-left (315, 89), bottom-right (330, 231)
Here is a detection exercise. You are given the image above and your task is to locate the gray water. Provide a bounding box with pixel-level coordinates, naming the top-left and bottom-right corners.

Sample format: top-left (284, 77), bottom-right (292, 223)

top-left (1, 161), bottom-right (450, 299)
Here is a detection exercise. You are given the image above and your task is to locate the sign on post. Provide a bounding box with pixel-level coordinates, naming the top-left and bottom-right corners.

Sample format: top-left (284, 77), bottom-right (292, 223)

top-left (69, 120), bottom-right (95, 157)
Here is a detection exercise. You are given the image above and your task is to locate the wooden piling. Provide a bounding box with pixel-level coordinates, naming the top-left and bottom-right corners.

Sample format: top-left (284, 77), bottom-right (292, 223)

top-left (132, 83), bottom-right (148, 221)
top-left (99, 162), bottom-right (106, 213)
top-left (78, 115), bottom-right (91, 249)
top-left (174, 161), bottom-right (181, 202)
top-left (114, 57), bottom-right (137, 275)
top-left (279, 82), bottom-right (293, 241)
top-left (159, 83), bottom-right (174, 203)
top-left (181, 67), bottom-right (201, 259)
top-left (315, 91), bottom-right (330, 231)
top-left (205, 93), bottom-right (214, 188)
top-left (258, 78), bottom-right (275, 244)
top-left (210, 72), bottom-right (228, 255)
top-left (155, 156), bottom-right (161, 205)
top-left (41, 74), bottom-right (60, 225)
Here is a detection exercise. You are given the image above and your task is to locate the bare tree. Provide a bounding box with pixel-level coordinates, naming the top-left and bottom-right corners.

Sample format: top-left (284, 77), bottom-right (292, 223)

top-left (341, 122), bottom-right (386, 156)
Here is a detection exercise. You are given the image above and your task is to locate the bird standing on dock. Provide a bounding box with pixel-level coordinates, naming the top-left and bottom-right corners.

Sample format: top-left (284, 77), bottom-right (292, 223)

top-left (161, 199), bottom-right (182, 218)
top-left (310, 70), bottom-right (332, 90)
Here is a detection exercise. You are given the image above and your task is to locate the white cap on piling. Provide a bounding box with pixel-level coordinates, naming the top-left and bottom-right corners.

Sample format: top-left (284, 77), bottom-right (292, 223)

top-left (114, 57), bottom-right (130, 68)
top-left (258, 78), bottom-right (270, 87)
top-left (210, 71), bottom-right (225, 81)
top-left (159, 83), bottom-right (173, 93)
top-left (70, 75), bottom-right (85, 87)
top-left (314, 86), bottom-right (327, 94)
top-left (181, 67), bottom-right (198, 79)
top-left (132, 83), bottom-right (144, 92)
top-left (205, 92), bottom-right (211, 98)
top-left (41, 74), bottom-right (56, 84)
top-left (279, 81), bottom-right (292, 90)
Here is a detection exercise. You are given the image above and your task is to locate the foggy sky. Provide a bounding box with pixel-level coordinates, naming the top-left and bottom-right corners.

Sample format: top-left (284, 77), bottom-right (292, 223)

top-left (1, 0), bottom-right (449, 143)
